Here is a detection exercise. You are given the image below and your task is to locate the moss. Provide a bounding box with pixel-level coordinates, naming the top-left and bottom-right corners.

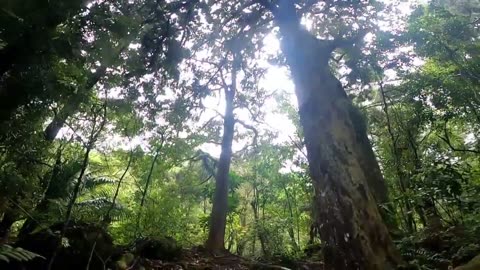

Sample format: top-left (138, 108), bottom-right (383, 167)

top-left (346, 103), bottom-right (368, 141)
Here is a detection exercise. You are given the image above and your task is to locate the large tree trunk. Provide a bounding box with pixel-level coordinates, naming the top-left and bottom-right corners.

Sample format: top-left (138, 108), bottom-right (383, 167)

top-left (273, 4), bottom-right (402, 269)
top-left (205, 59), bottom-right (238, 251)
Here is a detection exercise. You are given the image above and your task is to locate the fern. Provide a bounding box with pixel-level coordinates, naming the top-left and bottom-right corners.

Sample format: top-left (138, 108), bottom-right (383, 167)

top-left (109, 207), bottom-right (134, 222)
top-left (74, 195), bottom-right (131, 222)
top-left (76, 197), bottom-right (112, 209)
top-left (0, 244), bottom-right (44, 263)
top-left (82, 175), bottom-right (117, 190)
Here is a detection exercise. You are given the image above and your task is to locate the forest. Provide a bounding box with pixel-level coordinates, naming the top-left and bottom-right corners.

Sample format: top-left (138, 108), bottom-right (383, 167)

top-left (1, 0), bottom-right (480, 269)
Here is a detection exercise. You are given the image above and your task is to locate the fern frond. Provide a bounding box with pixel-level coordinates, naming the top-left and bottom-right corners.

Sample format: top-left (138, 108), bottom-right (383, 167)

top-left (82, 175), bottom-right (117, 190)
top-left (0, 245), bottom-right (44, 263)
top-left (76, 197), bottom-right (112, 209)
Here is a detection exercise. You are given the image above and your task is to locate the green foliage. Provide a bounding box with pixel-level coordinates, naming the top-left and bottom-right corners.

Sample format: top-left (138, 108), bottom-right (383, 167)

top-left (397, 222), bottom-right (480, 269)
top-left (0, 0), bottom-right (480, 268)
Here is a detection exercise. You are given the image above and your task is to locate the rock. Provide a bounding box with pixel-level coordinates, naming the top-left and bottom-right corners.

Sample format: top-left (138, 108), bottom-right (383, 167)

top-left (453, 244), bottom-right (480, 267)
top-left (12, 221), bottom-right (116, 270)
top-left (114, 252), bottom-right (135, 270)
top-left (134, 237), bottom-right (182, 261)
top-left (455, 254), bottom-right (480, 270)
top-left (303, 243), bottom-right (323, 260)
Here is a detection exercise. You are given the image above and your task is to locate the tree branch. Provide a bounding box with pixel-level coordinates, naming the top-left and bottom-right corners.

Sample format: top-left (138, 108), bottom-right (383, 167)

top-left (235, 118), bottom-right (259, 147)
top-left (437, 121), bottom-right (480, 154)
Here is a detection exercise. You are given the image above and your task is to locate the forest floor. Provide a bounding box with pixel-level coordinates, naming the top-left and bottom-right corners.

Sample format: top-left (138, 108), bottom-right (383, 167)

top-left (6, 221), bottom-right (480, 269)
top-left (4, 222), bottom-right (324, 270)
top-left (134, 246), bottom-right (323, 270)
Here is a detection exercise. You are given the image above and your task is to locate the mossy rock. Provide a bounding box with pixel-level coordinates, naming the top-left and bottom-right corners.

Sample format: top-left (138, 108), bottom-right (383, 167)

top-left (13, 221), bottom-right (116, 270)
top-left (134, 237), bottom-right (182, 261)
top-left (454, 254), bottom-right (480, 270)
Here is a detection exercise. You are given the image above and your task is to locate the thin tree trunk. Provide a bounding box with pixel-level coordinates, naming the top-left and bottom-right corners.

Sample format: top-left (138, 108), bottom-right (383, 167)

top-left (47, 139), bottom-right (94, 270)
top-left (271, 2), bottom-right (402, 269)
top-left (251, 181), bottom-right (258, 256)
top-left (0, 211), bottom-right (17, 243)
top-left (406, 131), bottom-right (443, 230)
top-left (236, 206), bottom-right (247, 255)
top-left (0, 72), bottom-right (28, 123)
top-left (423, 198), bottom-right (443, 229)
top-left (250, 150), bottom-right (268, 257)
top-left (379, 82), bottom-right (416, 233)
top-left (47, 104), bottom-right (107, 270)
top-left (103, 149), bottom-right (134, 224)
top-left (205, 54), bottom-right (240, 251)
top-left (251, 198), bottom-right (268, 257)
top-left (18, 200), bottom-right (48, 238)
top-left (19, 148), bottom-right (64, 237)
top-left (0, 44), bottom-right (20, 78)
top-left (283, 184), bottom-right (299, 251)
top-left (135, 140), bottom-right (163, 237)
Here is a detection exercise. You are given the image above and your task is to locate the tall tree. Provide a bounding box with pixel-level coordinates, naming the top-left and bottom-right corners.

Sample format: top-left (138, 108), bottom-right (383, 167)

top-left (204, 41), bottom-right (260, 250)
top-left (253, 1), bottom-right (403, 269)
top-left (205, 52), bottom-right (239, 250)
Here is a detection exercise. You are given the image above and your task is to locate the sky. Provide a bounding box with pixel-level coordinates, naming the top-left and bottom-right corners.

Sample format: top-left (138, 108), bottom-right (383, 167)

top-left (197, 32), bottom-right (296, 158)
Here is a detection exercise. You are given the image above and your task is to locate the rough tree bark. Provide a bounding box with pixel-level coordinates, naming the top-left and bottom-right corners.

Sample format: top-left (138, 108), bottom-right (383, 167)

top-left (266, 1), bottom-right (403, 269)
top-left (205, 54), bottom-right (240, 251)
